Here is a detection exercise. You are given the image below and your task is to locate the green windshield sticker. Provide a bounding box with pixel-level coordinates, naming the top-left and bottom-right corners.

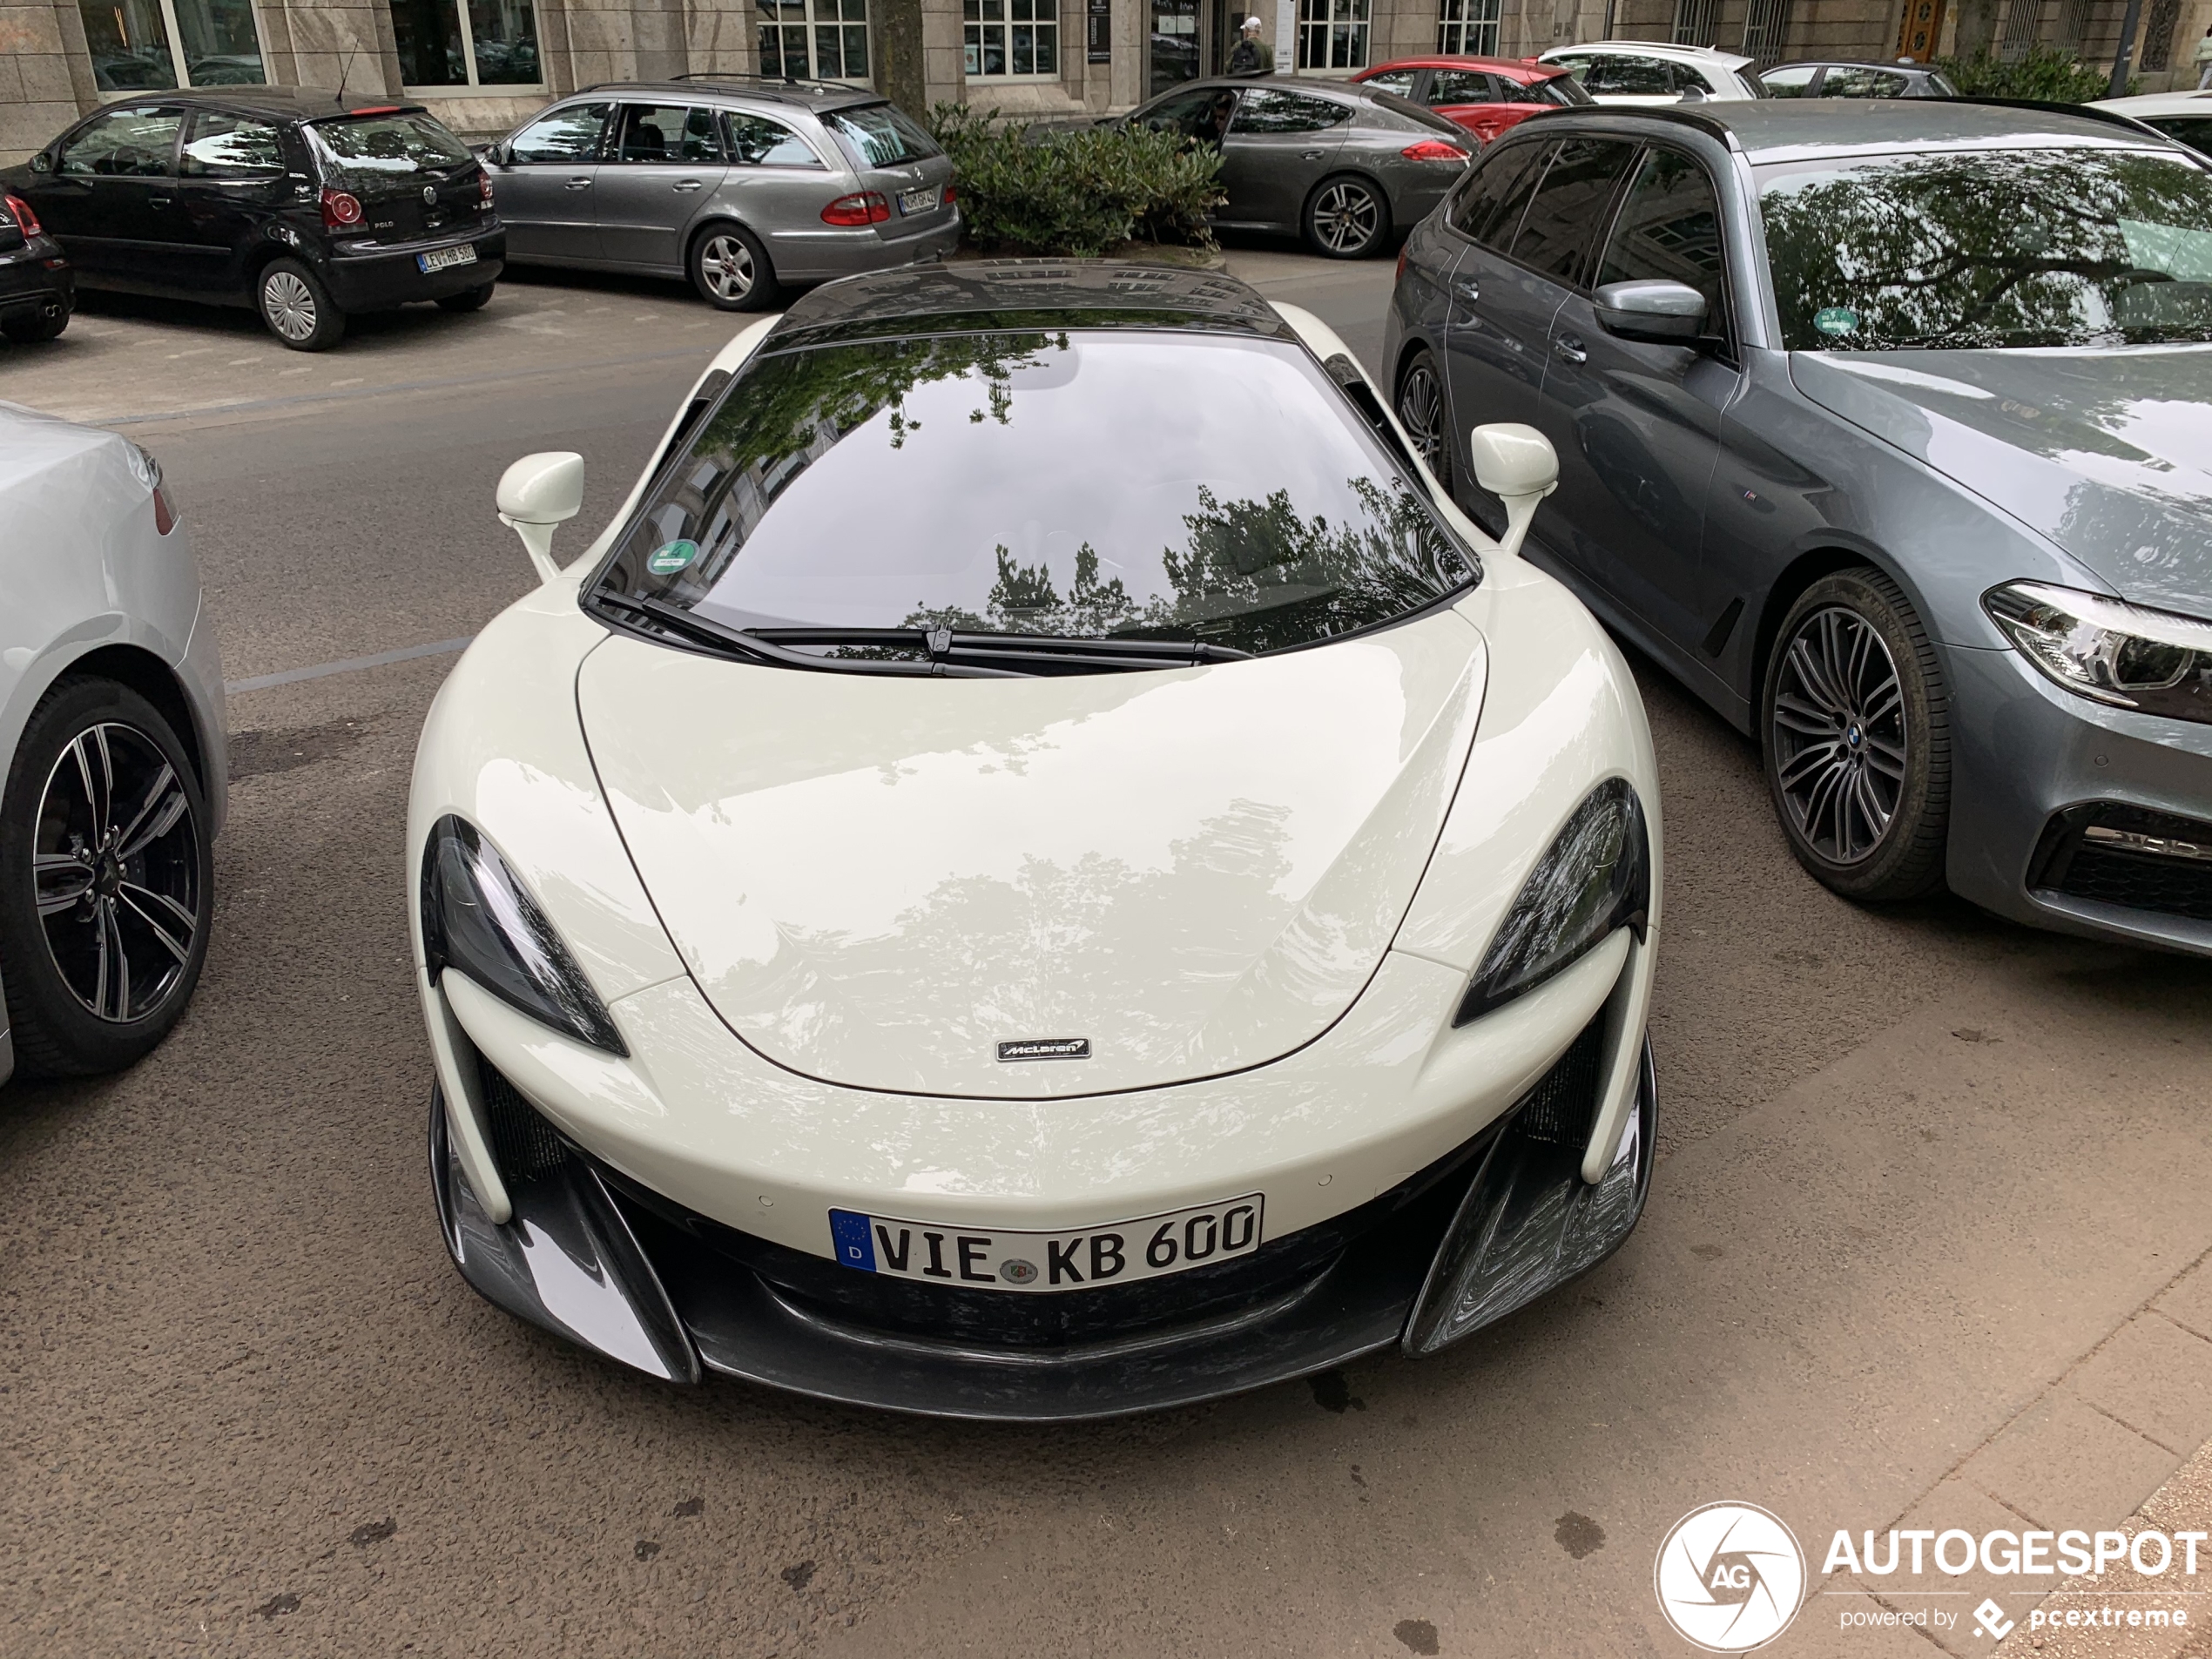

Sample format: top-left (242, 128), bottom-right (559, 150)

top-left (647, 538), bottom-right (699, 576)
top-left (1813, 307), bottom-right (1860, 337)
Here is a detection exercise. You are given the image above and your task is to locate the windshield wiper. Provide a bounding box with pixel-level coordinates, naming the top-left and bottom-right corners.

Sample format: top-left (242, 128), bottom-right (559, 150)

top-left (751, 626), bottom-right (1254, 673)
top-left (593, 597), bottom-right (1022, 676)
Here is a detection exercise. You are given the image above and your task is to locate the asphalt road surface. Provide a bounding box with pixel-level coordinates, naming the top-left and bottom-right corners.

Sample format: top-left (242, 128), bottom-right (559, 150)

top-left (3, 250), bottom-right (2209, 1659)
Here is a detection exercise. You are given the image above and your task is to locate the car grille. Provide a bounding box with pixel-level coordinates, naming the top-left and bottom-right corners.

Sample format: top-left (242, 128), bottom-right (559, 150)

top-left (1510, 1019), bottom-right (1606, 1146)
top-left (477, 1054), bottom-right (569, 1184)
top-left (2031, 804), bottom-right (2212, 923)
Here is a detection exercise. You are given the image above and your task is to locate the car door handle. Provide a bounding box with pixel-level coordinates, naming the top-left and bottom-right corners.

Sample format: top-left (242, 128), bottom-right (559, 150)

top-left (1453, 279), bottom-right (1480, 304)
top-left (1554, 334), bottom-right (1588, 364)
top-left (672, 179), bottom-right (705, 191)
top-left (148, 195), bottom-right (171, 208)
top-left (565, 177), bottom-right (593, 190)
top-left (1300, 149), bottom-right (1325, 159)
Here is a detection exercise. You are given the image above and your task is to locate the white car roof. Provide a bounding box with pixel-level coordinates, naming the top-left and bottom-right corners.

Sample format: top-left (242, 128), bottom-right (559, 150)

top-left (2092, 90), bottom-right (2212, 117)
top-left (1540, 39), bottom-right (1756, 71)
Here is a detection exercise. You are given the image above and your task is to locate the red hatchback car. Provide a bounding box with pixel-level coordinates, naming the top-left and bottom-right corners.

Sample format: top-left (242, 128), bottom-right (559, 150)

top-left (1352, 56), bottom-right (1591, 145)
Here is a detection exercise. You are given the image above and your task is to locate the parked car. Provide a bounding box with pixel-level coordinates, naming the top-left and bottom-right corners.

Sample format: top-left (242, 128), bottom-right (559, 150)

top-left (4, 90), bottom-right (503, 352)
top-left (1758, 59), bottom-right (1957, 98)
top-left (1354, 55), bottom-right (1594, 144)
top-left (412, 261), bottom-right (1661, 1414)
top-left (0, 402), bottom-right (226, 1084)
top-left (0, 190), bottom-right (71, 344)
top-left (1102, 75), bottom-right (1470, 257)
top-left (1386, 99), bottom-right (2212, 954)
top-left (2093, 90), bottom-right (2212, 158)
top-left (482, 78), bottom-right (959, 312)
top-left (1536, 42), bottom-right (1763, 104)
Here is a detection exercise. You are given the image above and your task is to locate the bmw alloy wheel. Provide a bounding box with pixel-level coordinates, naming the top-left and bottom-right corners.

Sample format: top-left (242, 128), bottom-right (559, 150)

top-left (699, 233), bottom-right (754, 305)
top-left (1768, 605), bottom-right (1907, 867)
top-left (262, 269), bottom-right (319, 342)
top-left (1311, 180), bottom-right (1381, 256)
top-left (33, 722), bottom-right (203, 1022)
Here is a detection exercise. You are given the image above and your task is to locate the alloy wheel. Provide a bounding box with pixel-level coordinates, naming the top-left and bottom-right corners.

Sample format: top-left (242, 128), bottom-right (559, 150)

top-left (1769, 605), bottom-right (1907, 867)
top-left (262, 270), bottom-right (318, 342)
top-left (1397, 358), bottom-right (1446, 475)
top-left (1312, 182), bottom-right (1380, 255)
top-left (699, 234), bottom-right (754, 304)
top-left (32, 722), bottom-right (202, 1022)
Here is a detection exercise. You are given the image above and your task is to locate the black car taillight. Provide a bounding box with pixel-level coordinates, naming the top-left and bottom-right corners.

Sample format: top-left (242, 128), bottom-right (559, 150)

top-left (320, 187), bottom-right (363, 229)
top-left (5, 192), bottom-right (41, 236)
top-left (478, 170), bottom-right (495, 207)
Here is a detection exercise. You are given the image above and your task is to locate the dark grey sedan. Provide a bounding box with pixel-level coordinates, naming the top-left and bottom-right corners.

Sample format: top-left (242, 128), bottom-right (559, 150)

top-left (484, 79), bottom-right (958, 310)
top-left (1385, 100), bottom-right (2212, 955)
top-left (1110, 76), bottom-right (1472, 258)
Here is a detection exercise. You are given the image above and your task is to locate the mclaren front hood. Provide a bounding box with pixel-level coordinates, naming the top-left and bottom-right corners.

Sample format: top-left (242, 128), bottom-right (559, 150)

top-left (1790, 346), bottom-right (2212, 614)
top-left (577, 612), bottom-right (1487, 1098)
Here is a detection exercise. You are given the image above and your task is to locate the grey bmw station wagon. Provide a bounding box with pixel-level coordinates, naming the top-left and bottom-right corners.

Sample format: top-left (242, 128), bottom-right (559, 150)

top-left (1386, 99), bottom-right (2212, 955)
top-left (484, 78), bottom-right (958, 309)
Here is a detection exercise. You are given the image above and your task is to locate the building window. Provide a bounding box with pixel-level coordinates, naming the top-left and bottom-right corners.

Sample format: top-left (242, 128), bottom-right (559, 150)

top-left (964, 0), bottom-right (1059, 74)
top-left (760, 0), bottom-right (872, 81)
top-left (77, 0), bottom-right (265, 91)
top-left (2139, 0), bottom-right (2182, 69)
top-left (1737, 0), bottom-right (1791, 64)
top-left (1296, 0), bottom-right (1368, 71)
top-left (1994, 0), bottom-right (2039, 61)
top-left (1436, 0), bottom-right (1498, 54)
top-left (391, 0), bottom-right (541, 87)
top-left (1670, 0), bottom-right (1715, 45)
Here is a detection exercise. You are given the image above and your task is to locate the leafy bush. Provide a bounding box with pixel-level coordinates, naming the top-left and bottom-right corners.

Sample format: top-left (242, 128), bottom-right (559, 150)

top-left (927, 102), bottom-right (1225, 257)
top-left (1932, 43), bottom-right (2126, 101)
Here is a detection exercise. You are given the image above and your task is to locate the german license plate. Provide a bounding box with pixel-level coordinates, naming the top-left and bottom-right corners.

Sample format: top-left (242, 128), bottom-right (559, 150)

top-left (828, 1195), bottom-right (1264, 1293)
top-left (896, 185), bottom-right (938, 216)
top-left (417, 244), bottom-right (477, 273)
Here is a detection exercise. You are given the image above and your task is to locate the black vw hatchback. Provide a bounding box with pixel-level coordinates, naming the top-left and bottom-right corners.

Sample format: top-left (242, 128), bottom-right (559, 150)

top-left (6, 90), bottom-right (506, 351)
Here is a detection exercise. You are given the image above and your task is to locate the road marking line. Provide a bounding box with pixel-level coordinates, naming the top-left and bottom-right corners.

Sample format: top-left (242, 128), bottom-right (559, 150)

top-left (226, 636), bottom-right (476, 695)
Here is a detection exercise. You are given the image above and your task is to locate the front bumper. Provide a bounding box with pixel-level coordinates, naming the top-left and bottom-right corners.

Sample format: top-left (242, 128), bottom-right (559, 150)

top-left (429, 1028), bottom-right (1656, 1419)
top-left (1945, 642), bottom-right (2212, 957)
top-left (321, 225), bottom-right (507, 311)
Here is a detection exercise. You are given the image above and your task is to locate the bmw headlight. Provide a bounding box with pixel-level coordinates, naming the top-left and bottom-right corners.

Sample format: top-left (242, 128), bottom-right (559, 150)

top-left (419, 815), bottom-right (627, 1055)
top-left (1985, 582), bottom-right (2212, 726)
top-left (1456, 779), bottom-right (1649, 1026)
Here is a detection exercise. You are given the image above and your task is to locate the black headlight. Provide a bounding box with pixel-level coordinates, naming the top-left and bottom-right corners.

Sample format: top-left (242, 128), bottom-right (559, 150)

top-left (1455, 779), bottom-right (1649, 1026)
top-left (419, 815), bottom-right (627, 1055)
top-left (1985, 581), bottom-right (2212, 726)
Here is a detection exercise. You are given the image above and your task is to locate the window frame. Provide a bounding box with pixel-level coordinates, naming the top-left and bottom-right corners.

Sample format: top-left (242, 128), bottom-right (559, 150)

top-left (1436, 0), bottom-right (1501, 57)
top-left (1503, 134), bottom-right (1642, 288)
top-left (760, 0), bottom-right (875, 84)
top-left (503, 100), bottom-right (615, 165)
top-left (395, 0), bottom-right (546, 94)
top-left (1295, 0), bottom-right (1371, 74)
top-left (82, 0), bottom-right (270, 97)
top-left (56, 103), bottom-right (188, 176)
top-left (722, 108), bottom-right (831, 169)
top-left (1425, 68), bottom-right (1498, 107)
top-left (1227, 87), bottom-right (1352, 133)
top-left (178, 106), bottom-right (290, 179)
top-left (1441, 133), bottom-right (1553, 246)
top-left (963, 0), bottom-right (1062, 78)
top-left (606, 103), bottom-right (729, 165)
top-left (1589, 140), bottom-right (1739, 361)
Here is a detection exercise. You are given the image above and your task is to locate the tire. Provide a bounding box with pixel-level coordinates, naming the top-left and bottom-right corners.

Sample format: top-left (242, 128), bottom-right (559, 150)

top-left (1760, 568), bottom-right (1950, 903)
top-left (1302, 174), bottom-right (1389, 260)
top-left (435, 281), bottom-right (496, 314)
top-left (0, 676), bottom-right (213, 1077)
top-left (2, 304), bottom-right (70, 344)
top-left (1394, 347), bottom-right (1452, 496)
top-left (688, 222), bottom-right (779, 311)
top-left (256, 257), bottom-right (346, 351)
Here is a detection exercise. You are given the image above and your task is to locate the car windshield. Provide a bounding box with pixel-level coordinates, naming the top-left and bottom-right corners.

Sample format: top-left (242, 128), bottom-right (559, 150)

top-left (590, 329), bottom-right (1479, 662)
top-left (307, 111), bottom-right (474, 189)
top-left (823, 104), bottom-right (942, 166)
top-left (1759, 146), bottom-right (2212, 349)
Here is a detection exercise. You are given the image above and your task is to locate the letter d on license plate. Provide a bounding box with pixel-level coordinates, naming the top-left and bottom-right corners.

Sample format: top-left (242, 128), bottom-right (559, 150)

top-left (828, 1196), bottom-right (1264, 1293)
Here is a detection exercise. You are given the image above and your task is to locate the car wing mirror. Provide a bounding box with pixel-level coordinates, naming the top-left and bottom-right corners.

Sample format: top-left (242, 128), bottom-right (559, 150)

top-left (30, 151), bottom-right (51, 172)
top-left (1592, 278), bottom-right (1708, 346)
top-left (1466, 422), bottom-right (1557, 562)
top-left (496, 451), bottom-right (584, 581)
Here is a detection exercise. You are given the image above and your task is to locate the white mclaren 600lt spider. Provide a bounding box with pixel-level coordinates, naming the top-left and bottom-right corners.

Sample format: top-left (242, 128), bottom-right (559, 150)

top-left (409, 261), bottom-right (1661, 1419)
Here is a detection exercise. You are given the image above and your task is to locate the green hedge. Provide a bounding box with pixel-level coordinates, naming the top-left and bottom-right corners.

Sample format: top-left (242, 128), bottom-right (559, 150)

top-left (927, 103), bottom-right (1225, 258)
top-left (1932, 43), bottom-right (2128, 101)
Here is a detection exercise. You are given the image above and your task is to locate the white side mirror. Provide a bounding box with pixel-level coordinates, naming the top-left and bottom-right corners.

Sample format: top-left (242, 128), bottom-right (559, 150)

top-left (496, 451), bottom-right (584, 582)
top-left (1466, 422), bottom-right (1558, 562)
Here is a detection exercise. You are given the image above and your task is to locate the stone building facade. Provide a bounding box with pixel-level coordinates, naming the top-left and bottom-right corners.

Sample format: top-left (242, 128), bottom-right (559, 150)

top-left (3, 0), bottom-right (2208, 165)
